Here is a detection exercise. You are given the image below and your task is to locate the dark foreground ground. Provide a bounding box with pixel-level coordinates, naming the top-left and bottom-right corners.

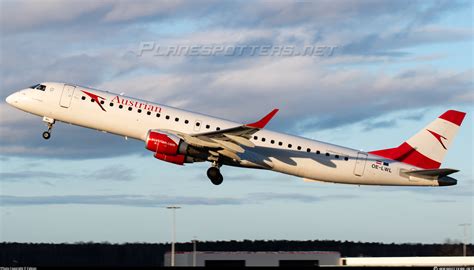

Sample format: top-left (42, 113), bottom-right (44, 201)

top-left (1, 240), bottom-right (472, 267)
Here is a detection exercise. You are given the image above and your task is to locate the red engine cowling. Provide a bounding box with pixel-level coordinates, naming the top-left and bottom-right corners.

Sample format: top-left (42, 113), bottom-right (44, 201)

top-left (154, 153), bottom-right (185, 165)
top-left (145, 130), bottom-right (187, 156)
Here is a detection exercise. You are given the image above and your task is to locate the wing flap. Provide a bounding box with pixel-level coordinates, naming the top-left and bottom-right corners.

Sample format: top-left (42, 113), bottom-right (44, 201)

top-left (224, 134), bottom-right (255, 148)
top-left (211, 139), bottom-right (245, 153)
top-left (218, 149), bottom-right (241, 161)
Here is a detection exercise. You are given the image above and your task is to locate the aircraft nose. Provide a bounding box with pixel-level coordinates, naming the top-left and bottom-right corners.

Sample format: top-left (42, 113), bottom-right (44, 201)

top-left (5, 92), bottom-right (17, 105)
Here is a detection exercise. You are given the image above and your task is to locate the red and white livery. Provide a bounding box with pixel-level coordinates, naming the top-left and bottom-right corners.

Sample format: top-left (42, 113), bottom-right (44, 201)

top-left (6, 82), bottom-right (466, 186)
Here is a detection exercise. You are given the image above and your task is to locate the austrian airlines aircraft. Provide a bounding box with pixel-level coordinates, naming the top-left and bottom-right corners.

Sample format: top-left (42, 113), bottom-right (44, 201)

top-left (6, 82), bottom-right (466, 186)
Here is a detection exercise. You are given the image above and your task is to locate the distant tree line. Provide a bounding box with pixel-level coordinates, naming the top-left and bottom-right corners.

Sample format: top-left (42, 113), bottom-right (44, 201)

top-left (1, 240), bottom-right (472, 267)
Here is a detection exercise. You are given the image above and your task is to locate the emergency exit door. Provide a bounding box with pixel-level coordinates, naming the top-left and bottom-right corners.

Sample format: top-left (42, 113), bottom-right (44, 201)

top-left (60, 84), bottom-right (76, 108)
top-left (353, 152), bottom-right (368, 176)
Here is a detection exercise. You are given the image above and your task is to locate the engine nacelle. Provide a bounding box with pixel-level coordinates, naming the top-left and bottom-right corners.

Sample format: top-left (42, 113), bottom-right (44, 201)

top-left (145, 130), bottom-right (188, 155)
top-left (154, 153), bottom-right (186, 165)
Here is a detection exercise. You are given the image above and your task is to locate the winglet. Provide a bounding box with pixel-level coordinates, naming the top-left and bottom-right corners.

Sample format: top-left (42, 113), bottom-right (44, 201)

top-left (246, 109), bottom-right (279, 129)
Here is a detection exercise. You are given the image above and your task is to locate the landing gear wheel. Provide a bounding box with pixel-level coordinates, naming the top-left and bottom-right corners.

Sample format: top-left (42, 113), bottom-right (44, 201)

top-left (42, 116), bottom-right (55, 140)
top-left (207, 167), bottom-right (223, 185)
top-left (42, 131), bottom-right (51, 140)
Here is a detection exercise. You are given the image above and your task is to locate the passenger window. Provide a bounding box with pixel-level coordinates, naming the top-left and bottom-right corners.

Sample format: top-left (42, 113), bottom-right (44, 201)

top-left (344, 157), bottom-right (349, 161)
top-left (128, 107), bottom-right (132, 111)
top-left (316, 150), bottom-right (320, 154)
top-left (216, 127), bottom-right (221, 131)
top-left (166, 115), bottom-right (170, 120)
top-left (278, 142), bottom-right (283, 146)
top-left (147, 111), bottom-right (151, 115)
top-left (137, 109), bottom-right (142, 113)
top-left (254, 136), bottom-right (258, 140)
top-left (119, 105), bottom-right (123, 109)
top-left (156, 113), bottom-right (160, 117)
top-left (335, 155), bottom-right (339, 159)
top-left (100, 100), bottom-right (104, 105)
top-left (325, 153), bottom-right (330, 156)
top-left (206, 124), bottom-right (210, 129)
top-left (81, 96), bottom-right (86, 100)
top-left (288, 144), bottom-right (292, 148)
top-left (262, 138), bottom-right (266, 142)
top-left (271, 140), bottom-right (275, 144)
top-left (196, 122), bottom-right (200, 126)
top-left (175, 118), bottom-right (179, 122)
top-left (306, 148), bottom-right (311, 152)
top-left (90, 99), bottom-right (94, 102)
top-left (297, 146), bottom-right (302, 150)
top-left (110, 103), bottom-right (114, 107)
top-left (185, 120), bottom-right (189, 124)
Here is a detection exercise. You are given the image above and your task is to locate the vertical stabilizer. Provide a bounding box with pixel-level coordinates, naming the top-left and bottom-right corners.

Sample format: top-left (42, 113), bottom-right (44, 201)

top-left (369, 110), bottom-right (466, 169)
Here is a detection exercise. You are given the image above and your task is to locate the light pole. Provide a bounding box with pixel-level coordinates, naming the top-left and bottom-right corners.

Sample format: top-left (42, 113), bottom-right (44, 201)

top-left (167, 206), bottom-right (181, 266)
top-left (459, 223), bottom-right (471, 256)
top-left (192, 237), bottom-right (197, 267)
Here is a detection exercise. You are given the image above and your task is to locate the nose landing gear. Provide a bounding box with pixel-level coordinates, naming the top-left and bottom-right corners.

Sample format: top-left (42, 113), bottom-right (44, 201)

top-left (207, 163), bottom-right (223, 185)
top-left (42, 131), bottom-right (51, 140)
top-left (42, 116), bottom-right (55, 140)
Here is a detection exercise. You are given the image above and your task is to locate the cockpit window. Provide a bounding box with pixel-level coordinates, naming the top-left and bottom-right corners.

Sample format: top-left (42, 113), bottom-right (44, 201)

top-left (29, 84), bottom-right (46, 91)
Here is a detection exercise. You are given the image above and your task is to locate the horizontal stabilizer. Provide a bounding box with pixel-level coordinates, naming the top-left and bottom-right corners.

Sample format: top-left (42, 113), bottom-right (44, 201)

top-left (404, 168), bottom-right (459, 179)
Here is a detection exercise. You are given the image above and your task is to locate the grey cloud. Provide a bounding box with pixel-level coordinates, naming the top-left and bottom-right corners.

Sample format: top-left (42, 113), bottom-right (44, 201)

top-left (88, 165), bottom-right (135, 181)
top-left (363, 119), bottom-right (397, 132)
top-left (0, 192), bottom-right (358, 207)
top-left (0, 170), bottom-right (68, 181)
top-left (430, 199), bottom-right (457, 203)
top-left (2, 1), bottom-right (467, 35)
top-left (1, 0), bottom-right (217, 35)
top-left (358, 109), bottom-right (428, 132)
top-left (1, 51), bottom-right (137, 99)
top-left (340, 26), bottom-right (471, 57)
top-left (0, 0), bottom-right (108, 34)
top-left (0, 118), bottom-right (145, 159)
top-left (248, 192), bottom-right (357, 203)
top-left (400, 110), bottom-right (427, 121)
top-left (208, 0), bottom-right (463, 29)
top-left (0, 165), bottom-right (137, 182)
top-left (0, 194), bottom-right (243, 207)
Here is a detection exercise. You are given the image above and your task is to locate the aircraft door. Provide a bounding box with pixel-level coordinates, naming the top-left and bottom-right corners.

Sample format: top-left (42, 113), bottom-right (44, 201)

top-left (353, 152), bottom-right (368, 176)
top-left (59, 84), bottom-right (76, 108)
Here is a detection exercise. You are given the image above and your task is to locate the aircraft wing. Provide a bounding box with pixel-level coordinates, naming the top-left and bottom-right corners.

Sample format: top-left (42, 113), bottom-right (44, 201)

top-left (161, 109), bottom-right (278, 165)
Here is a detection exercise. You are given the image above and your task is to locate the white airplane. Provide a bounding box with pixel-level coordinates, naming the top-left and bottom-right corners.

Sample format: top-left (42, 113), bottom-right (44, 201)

top-left (6, 82), bottom-right (466, 186)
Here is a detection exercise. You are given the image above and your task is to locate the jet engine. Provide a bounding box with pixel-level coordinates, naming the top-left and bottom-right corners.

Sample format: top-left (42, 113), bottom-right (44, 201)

top-left (145, 130), bottom-right (188, 156)
top-left (154, 153), bottom-right (187, 165)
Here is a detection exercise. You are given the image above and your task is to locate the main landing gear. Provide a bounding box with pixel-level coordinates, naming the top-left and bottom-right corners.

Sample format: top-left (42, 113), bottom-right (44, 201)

top-left (42, 116), bottom-right (55, 140)
top-left (207, 163), bottom-right (223, 185)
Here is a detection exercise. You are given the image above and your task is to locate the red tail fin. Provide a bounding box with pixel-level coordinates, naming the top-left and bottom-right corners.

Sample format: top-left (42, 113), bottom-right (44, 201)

top-left (369, 110), bottom-right (466, 169)
top-left (369, 143), bottom-right (441, 169)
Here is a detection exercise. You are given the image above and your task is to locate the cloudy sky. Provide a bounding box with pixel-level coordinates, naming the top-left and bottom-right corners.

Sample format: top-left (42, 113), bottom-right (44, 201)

top-left (0, 0), bottom-right (472, 244)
